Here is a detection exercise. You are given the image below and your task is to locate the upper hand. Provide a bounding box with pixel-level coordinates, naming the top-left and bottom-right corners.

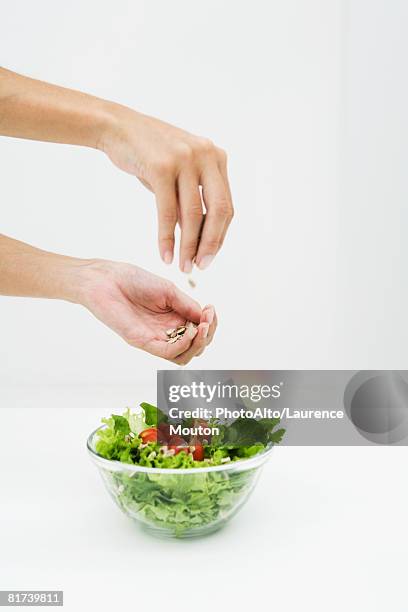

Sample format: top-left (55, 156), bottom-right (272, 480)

top-left (98, 106), bottom-right (234, 272)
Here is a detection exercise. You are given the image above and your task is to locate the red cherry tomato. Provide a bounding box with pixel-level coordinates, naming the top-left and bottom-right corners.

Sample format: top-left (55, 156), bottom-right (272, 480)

top-left (139, 427), bottom-right (158, 443)
top-left (139, 427), bottom-right (167, 444)
top-left (168, 435), bottom-right (189, 455)
top-left (191, 442), bottom-right (204, 461)
top-left (189, 435), bottom-right (205, 460)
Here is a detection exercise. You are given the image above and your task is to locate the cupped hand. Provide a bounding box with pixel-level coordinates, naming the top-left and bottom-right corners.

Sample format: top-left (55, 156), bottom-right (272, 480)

top-left (98, 106), bottom-right (234, 272)
top-left (80, 259), bottom-right (217, 364)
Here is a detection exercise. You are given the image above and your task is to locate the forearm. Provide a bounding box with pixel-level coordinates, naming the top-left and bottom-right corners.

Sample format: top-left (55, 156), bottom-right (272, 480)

top-left (0, 67), bottom-right (116, 148)
top-left (0, 234), bottom-right (90, 302)
top-left (0, 68), bottom-right (233, 271)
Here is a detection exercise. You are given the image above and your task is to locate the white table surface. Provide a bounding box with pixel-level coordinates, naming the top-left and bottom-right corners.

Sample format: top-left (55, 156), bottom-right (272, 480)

top-left (0, 385), bottom-right (406, 611)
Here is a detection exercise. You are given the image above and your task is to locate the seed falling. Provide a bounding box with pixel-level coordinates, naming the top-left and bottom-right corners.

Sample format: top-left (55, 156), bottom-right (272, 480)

top-left (188, 277), bottom-right (196, 289)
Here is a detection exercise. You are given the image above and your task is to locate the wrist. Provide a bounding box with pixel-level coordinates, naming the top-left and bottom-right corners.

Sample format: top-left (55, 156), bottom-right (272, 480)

top-left (94, 101), bottom-right (122, 153)
top-left (56, 257), bottom-right (101, 305)
top-left (95, 100), bottom-right (142, 154)
top-left (67, 258), bottom-right (116, 308)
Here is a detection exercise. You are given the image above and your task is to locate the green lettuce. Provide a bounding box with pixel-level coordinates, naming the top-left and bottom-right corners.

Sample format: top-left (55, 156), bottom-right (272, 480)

top-left (94, 404), bottom-right (285, 536)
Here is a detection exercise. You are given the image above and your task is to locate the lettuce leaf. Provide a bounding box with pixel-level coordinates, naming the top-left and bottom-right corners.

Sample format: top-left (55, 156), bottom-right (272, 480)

top-left (140, 402), bottom-right (168, 426)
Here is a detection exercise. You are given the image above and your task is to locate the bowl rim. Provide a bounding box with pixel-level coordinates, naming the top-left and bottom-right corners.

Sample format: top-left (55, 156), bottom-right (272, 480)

top-left (87, 426), bottom-right (274, 475)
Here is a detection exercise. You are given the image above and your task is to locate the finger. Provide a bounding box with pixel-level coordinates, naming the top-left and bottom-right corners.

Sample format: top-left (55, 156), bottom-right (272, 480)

top-left (200, 304), bottom-right (215, 326)
top-left (174, 322), bottom-right (210, 365)
top-left (195, 306), bottom-right (217, 356)
top-left (203, 305), bottom-right (217, 345)
top-left (167, 284), bottom-right (202, 323)
top-left (195, 162), bottom-right (233, 270)
top-left (155, 177), bottom-right (178, 264)
top-left (217, 154), bottom-right (234, 249)
top-left (146, 324), bottom-right (199, 361)
top-left (177, 171), bottom-right (204, 273)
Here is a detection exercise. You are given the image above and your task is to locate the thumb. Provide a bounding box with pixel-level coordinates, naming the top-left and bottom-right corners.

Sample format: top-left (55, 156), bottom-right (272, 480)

top-left (168, 285), bottom-right (202, 323)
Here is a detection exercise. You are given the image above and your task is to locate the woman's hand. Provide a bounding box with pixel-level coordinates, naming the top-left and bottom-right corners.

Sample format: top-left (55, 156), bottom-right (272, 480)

top-left (98, 106), bottom-right (234, 272)
top-left (0, 68), bottom-right (234, 272)
top-left (0, 235), bottom-right (217, 365)
top-left (79, 260), bottom-right (217, 364)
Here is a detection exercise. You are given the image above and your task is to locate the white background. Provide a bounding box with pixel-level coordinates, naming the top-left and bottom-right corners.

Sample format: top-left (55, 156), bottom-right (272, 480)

top-left (1, 1), bottom-right (407, 610)
top-left (1, 387), bottom-right (407, 611)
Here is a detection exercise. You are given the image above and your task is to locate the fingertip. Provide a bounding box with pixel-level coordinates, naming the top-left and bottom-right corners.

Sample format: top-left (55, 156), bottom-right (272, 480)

top-left (159, 235), bottom-right (175, 264)
top-left (201, 305), bottom-right (215, 326)
top-left (186, 304), bottom-right (202, 325)
top-left (200, 322), bottom-right (209, 339)
top-left (182, 260), bottom-right (193, 274)
top-left (163, 250), bottom-right (173, 265)
top-left (196, 254), bottom-right (215, 270)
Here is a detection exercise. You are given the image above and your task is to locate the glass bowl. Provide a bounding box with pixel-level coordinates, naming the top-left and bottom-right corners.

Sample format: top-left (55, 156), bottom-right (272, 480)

top-left (87, 427), bottom-right (273, 538)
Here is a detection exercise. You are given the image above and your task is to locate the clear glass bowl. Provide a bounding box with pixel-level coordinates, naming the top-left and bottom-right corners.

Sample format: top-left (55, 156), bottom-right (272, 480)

top-left (87, 427), bottom-right (273, 538)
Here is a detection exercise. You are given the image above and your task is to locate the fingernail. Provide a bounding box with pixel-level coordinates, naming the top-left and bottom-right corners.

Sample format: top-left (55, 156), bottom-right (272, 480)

top-left (202, 323), bottom-right (209, 338)
top-left (202, 305), bottom-right (214, 325)
top-left (163, 251), bottom-right (173, 265)
top-left (188, 325), bottom-right (198, 339)
top-left (198, 255), bottom-right (214, 270)
top-left (183, 260), bottom-right (193, 274)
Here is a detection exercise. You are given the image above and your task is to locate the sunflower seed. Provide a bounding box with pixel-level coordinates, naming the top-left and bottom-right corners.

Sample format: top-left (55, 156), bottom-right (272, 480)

top-left (166, 320), bottom-right (196, 343)
top-left (188, 277), bottom-right (196, 289)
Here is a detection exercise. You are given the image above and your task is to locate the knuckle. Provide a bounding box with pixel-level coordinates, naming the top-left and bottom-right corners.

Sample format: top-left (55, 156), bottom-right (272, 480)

top-left (159, 236), bottom-right (174, 247)
top-left (159, 209), bottom-right (178, 225)
top-left (214, 198), bottom-right (233, 218)
top-left (217, 147), bottom-right (228, 163)
top-left (183, 205), bottom-right (203, 221)
top-left (153, 157), bottom-right (175, 176)
top-left (182, 238), bottom-right (199, 252)
top-left (197, 137), bottom-right (215, 154)
top-left (176, 143), bottom-right (194, 163)
top-left (203, 238), bottom-right (221, 251)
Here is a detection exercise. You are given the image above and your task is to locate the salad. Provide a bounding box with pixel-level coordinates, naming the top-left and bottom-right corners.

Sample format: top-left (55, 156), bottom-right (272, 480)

top-left (95, 402), bottom-right (285, 467)
top-left (90, 403), bottom-right (285, 536)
